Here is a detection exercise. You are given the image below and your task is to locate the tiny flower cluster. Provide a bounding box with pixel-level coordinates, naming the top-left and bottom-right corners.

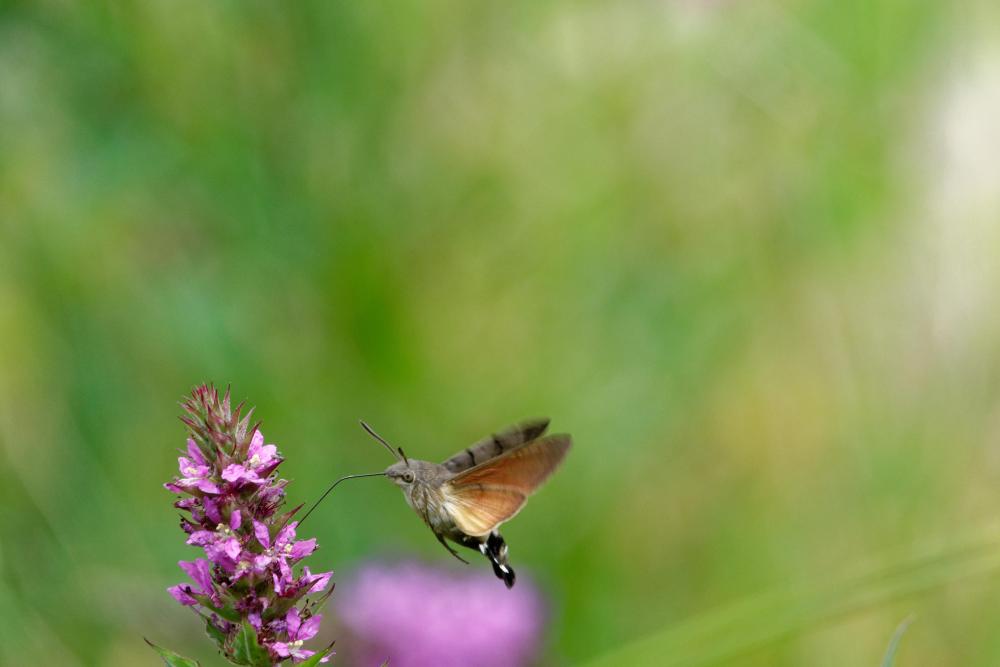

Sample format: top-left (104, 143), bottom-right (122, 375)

top-left (165, 385), bottom-right (332, 665)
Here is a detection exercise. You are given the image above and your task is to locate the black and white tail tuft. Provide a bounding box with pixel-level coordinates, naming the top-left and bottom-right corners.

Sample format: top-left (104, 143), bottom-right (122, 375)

top-left (479, 531), bottom-right (516, 588)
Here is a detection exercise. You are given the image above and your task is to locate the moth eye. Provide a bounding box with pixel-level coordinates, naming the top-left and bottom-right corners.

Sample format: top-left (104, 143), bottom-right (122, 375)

top-left (403, 471), bottom-right (415, 483)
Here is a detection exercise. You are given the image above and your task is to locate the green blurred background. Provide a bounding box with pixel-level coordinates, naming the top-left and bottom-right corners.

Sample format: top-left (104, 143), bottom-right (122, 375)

top-left (3, 0), bottom-right (1000, 665)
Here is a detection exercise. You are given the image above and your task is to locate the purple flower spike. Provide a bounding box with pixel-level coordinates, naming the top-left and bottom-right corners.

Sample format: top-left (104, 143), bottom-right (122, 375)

top-left (164, 384), bottom-right (334, 665)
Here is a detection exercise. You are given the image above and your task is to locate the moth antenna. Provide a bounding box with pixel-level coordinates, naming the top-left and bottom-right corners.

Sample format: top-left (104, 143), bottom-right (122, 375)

top-left (299, 472), bottom-right (387, 527)
top-left (397, 446), bottom-right (410, 466)
top-left (359, 420), bottom-right (401, 461)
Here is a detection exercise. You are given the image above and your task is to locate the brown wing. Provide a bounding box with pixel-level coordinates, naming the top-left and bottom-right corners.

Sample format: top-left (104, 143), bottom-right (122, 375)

top-left (442, 418), bottom-right (550, 473)
top-left (443, 485), bottom-right (528, 536)
top-left (443, 434), bottom-right (570, 536)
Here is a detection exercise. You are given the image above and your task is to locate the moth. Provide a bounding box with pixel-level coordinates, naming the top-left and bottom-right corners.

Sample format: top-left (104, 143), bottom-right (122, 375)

top-left (368, 418), bottom-right (571, 588)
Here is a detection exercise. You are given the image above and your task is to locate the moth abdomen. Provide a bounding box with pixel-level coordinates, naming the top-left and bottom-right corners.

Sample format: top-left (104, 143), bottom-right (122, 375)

top-left (485, 531), bottom-right (515, 588)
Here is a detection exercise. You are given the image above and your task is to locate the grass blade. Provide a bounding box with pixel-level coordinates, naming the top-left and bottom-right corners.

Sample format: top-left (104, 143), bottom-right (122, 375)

top-left (880, 616), bottom-right (914, 667)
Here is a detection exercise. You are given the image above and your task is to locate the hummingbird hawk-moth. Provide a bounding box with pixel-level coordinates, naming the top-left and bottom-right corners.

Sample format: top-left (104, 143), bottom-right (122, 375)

top-left (367, 418), bottom-right (571, 588)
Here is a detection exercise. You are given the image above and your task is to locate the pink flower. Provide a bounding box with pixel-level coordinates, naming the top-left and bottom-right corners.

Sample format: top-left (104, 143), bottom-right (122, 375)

top-left (270, 609), bottom-right (328, 663)
top-left (220, 431), bottom-right (282, 486)
top-left (256, 521), bottom-right (317, 561)
top-left (167, 558), bottom-right (216, 606)
top-left (203, 497), bottom-right (223, 524)
top-left (301, 567), bottom-right (333, 594)
top-left (166, 440), bottom-right (220, 494)
top-left (186, 526), bottom-right (242, 569)
top-left (247, 431), bottom-right (280, 472)
top-left (163, 385), bottom-right (334, 665)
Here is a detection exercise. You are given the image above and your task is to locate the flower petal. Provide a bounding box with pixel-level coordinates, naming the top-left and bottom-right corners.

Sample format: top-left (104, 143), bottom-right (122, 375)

top-left (186, 438), bottom-right (206, 465)
top-left (298, 613), bottom-right (322, 641)
top-left (275, 522), bottom-right (297, 547)
top-left (230, 509), bottom-right (241, 531)
top-left (253, 521), bottom-right (270, 549)
top-left (222, 464), bottom-right (249, 482)
top-left (285, 608), bottom-right (301, 638)
top-left (221, 464), bottom-right (263, 486)
top-left (179, 558), bottom-right (213, 594)
top-left (167, 584), bottom-right (198, 606)
top-left (187, 530), bottom-right (216, 546)
top-left (177, 457), bottom-right (199, 477)
top-left (278, 556), bottom-right (292, 582)
top-left (253, 554), bottom-right (273, 573)
top-left (304, 568), bottom-right (333, 594)
top-left (256, 444), bottom-right (278, 466)
top-left (222, 537), bottom-right (241, 560)
top-left (203, 498), bottom-right (222, 524)
top-left (289, 538), bottom-right (316, 560)
top-left (195, 479), bottom-right (221, 494)
top-left (249, 430), bottom-right (264, 454)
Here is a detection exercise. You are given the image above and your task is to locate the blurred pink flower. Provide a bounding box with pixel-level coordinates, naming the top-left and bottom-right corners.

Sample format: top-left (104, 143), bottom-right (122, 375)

top-left (339, 561), bottom-right (546, 667)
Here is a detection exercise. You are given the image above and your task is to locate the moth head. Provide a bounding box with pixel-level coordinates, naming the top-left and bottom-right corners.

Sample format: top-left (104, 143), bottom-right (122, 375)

top-left (385, 460), bottom-right (417, 486)
top-left (360, 420), bottom-right (422, 486)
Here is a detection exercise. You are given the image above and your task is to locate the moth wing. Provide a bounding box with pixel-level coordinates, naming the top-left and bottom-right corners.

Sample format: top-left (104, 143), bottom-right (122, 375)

top-left (451, 434), bottom-right (571, 493)
top-left (442, 418), bottom-right (551, 473)
top-left (444, 485), bottom-right (528, 536)
top-left (444, 434), bottom-right (571, 536)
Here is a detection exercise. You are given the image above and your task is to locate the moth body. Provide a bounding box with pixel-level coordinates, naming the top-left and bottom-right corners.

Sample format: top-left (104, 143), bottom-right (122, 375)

top-left (386, 460), bottom-right (455, 536)
top-left (381, 419), bottom-right (570, 588)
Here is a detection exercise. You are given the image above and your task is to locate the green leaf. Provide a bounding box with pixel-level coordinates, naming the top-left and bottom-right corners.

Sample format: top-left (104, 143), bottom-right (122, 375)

top-left (194, 595), bottom-right (241, 622)
top-left (298, 646), bottom-right (335, 667)
top-left (204, 618), bottom-right (227, 649)
top-left (881, 616), bottom-right (914, 667)
top-left (144, 638), bottom-right (202, 667)
top-left (230, 620), bottom-right (272, 667)
top-left (213, 604), bottom-right (243, 622)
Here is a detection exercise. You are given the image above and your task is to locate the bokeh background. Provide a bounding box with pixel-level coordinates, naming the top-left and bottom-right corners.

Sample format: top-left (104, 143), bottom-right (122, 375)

top-left (3, 0), bottom-right (1000, 665)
